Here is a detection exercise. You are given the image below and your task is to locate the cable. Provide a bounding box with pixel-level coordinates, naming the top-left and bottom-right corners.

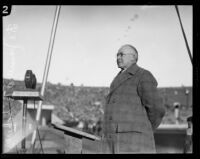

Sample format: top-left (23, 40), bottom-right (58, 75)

top-left (31, 100), bottom-right (44, 154)
top-left (36, 126), bottom-right (44, 154)
top-left (175, 5), bottom-right (193, 65)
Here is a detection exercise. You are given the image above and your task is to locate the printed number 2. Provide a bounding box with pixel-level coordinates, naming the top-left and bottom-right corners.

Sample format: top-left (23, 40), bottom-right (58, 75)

top-left (3, 6), bottom-right (9, 14)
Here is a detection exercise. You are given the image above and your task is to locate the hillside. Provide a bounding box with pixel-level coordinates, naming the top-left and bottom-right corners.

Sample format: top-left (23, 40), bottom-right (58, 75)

top-left (3, 78), bottom-right (192, 127)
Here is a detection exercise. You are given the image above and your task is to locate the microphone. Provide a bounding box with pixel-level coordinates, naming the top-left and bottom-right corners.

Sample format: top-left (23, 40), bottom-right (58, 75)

top-left (24, 70), bottom-right (37, 89)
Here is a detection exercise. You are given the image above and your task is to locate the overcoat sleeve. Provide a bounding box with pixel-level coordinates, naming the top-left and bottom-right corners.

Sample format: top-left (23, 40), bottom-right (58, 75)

top-left (137, 70), bottom-right (165, 130)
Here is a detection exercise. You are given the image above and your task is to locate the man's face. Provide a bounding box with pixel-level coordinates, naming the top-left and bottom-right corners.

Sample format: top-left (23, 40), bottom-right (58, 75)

top-left (116, 46), bottom-right (136, 69)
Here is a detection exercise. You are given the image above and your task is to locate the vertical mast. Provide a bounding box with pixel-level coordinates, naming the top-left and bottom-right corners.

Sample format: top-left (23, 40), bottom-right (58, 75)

top-left (31, 5), bottom-right (61, 147)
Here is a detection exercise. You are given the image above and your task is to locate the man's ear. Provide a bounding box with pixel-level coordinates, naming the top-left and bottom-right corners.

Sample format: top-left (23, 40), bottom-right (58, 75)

top-left (131, 54), bottom-right (136, 60)
top-left (133, 53), bottom-right (138, 62)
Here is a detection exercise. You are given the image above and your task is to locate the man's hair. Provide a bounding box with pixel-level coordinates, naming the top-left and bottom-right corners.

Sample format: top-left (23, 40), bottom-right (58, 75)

top-left (123, 44), bottom-right (138, 62)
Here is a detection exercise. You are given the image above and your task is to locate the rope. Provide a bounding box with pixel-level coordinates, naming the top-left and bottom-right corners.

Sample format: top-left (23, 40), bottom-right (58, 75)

top-left (32, 100), bottom-right (44, 154)
top-left (175, 5), bottom-right (193, 65)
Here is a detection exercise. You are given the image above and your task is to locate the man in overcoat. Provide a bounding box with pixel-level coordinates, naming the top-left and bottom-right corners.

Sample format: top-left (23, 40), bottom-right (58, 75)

top-left (102, 44), bottom-right (165, 153)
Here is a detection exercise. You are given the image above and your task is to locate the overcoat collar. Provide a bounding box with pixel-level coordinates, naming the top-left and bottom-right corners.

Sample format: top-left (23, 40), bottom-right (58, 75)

top-left (108, 63), bottom-right (140, 96)
top-left (126, 63), bottom-right (140, 75)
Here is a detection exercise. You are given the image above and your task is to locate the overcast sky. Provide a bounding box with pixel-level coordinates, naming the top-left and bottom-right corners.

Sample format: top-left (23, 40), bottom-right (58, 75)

top-left (3, 5), bottom-right (192, 87)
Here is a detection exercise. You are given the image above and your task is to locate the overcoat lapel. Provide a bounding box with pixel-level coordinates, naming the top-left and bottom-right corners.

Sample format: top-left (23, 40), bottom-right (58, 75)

top-left (108, 64), bottom-right (141, 97)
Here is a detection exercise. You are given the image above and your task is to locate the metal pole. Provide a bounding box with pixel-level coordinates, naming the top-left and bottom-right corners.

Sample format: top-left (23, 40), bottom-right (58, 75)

top-left (184, 116), bottom-right (193, 153)
top-left (22, 99), bottom-right (27, 153)
top-left (175, 5), bottom-right (193, 65)
top-left (31, 5), bottom-right (61, 148)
